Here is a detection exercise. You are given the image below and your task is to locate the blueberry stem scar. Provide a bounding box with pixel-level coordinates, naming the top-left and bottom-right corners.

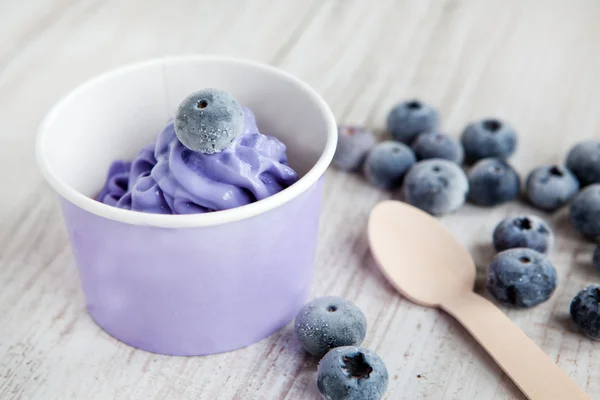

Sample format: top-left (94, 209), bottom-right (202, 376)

top-left (483, 119), bottom-right (502, 132)
top-left (549, 166), bottom-right (563, 177)
top-left (343, 353), bottom-right (373, 379)
top-left (406, 101), bottom-right (421, 110)
top-left (514, 217), bottom-right (532, 231)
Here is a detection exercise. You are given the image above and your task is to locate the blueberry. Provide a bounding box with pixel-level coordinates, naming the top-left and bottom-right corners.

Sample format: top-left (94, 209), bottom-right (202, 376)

top-left (467, 158), bottom-right (520, 206)
top-left (487, 248), bottom-right (557, 308)
top-left (174, 88), bottom-right (244, 154)
top-left (411, 132), bottom-right (464, 164)
top-left (569, 184), bottom-right (600, 241)
top-left (386, 100), bottom-right (439, 144)
top-left (333, 125), bottom-right (376, 171)
top-left (401, 159), bottom-right (469, 215)
top-left (461, 118), bottom-right (517, 163)
top-left (566, 140), bottom-right (600, 187)
top-left (492, 215), bottom-right (554, 253)
top-left (317, 346), bottom-right (388, 400)
top-left (294, 297), bottom-right (367, 358)
top-left (570, 286), bottom-right (600, 339)
top-left (363, 141), bottom-right (416, 189)
top-left (525, 165), bottom-right (580, 212)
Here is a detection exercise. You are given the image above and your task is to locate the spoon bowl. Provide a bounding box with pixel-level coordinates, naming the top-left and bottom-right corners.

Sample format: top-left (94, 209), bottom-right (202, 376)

top-left (368, 200), bottom-right (475, 307)
top-left (367, 200), bottom-right (589, 400)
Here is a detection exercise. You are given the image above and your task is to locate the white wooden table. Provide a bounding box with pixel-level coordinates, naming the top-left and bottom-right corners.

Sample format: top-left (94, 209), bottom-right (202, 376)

top-left (2, 1), bottom-right (600, 399)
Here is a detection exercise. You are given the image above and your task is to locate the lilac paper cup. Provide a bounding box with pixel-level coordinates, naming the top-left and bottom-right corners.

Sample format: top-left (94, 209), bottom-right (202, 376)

top-left (36, 56), bottom-right (337, 356)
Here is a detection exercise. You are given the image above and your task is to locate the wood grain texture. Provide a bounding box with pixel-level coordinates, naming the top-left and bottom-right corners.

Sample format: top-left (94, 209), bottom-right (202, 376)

top-left (1, 0), bottom-right (600, 399)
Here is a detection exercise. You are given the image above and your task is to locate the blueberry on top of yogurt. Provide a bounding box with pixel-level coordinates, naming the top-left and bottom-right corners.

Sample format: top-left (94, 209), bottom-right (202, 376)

top-left (174, 88), bottom-right (244, 154)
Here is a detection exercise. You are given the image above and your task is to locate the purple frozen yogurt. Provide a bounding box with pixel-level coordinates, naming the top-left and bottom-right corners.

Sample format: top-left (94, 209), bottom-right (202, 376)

top-left (36, 56), bottom-right (337, 356)
top-left (97, 107), bottom-right (299, 214)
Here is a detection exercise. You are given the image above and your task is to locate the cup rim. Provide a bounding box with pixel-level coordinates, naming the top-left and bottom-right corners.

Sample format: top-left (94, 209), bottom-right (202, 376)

top-left (36, 55), bottom-right (337, 228)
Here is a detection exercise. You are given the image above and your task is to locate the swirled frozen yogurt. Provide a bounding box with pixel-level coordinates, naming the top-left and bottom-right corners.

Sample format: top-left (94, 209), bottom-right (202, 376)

top-left (97, 89), bottom-right (299, 214)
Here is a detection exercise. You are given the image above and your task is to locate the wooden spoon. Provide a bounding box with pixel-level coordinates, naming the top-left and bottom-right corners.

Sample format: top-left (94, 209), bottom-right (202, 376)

top-left (368, 200), bottom-right (588, 400)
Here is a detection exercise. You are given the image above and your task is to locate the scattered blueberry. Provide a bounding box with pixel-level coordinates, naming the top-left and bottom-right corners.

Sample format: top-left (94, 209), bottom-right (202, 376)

top-left (487, 248), bottom-right (557, 308)
top-left (569, 184), bottom-right (600, 241)
top-left (467, 158), bottom-right (520, 206)
top-left (317, 346), bottom-right (388, 400)
top-left (386, 100), bottom-right (439, 144)
top-left (570, 286), bottom-right (600, 340)
top-left (461, 118), bottom-right (517, 163)
top-left (174, 88), bottom-right (244, 154)
top-left (411, 132), bottom-right (464, 164)
top-left (525, 165), bottom-right (580, 212)
top-left (363, 141), bottom-right (416, 189)
top-left (492, 215), bottom-right (554, 253)
top-left (333, 125), bottom-right (377, 171)
top-left (401, 159), bottom-right (469, 215)
top-left (294, 297), bottom-right (367, 358)
top-left (566, 140), bottom-right (600, 187)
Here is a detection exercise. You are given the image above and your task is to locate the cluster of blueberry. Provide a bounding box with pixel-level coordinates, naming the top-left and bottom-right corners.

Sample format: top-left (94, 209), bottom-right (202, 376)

top-left (488, 216), bottom-right (557, 308)
top-left (335, 100), bottom-right (523, 215)
top-left (333, 99), bottom-right (600, 340)
top-left (489, 214), bottom-right (600, 340)
top-left (294, 297), bottom-right (388, 400)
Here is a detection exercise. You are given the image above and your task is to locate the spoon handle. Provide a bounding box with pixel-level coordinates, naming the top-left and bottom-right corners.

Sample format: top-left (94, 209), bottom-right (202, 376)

top-left (441, 291), bottom-right (589, 400)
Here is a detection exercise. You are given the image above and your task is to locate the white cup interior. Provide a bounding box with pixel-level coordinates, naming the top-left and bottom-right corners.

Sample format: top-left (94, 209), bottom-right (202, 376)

top-left (37, 56), bottom-right (337, 227)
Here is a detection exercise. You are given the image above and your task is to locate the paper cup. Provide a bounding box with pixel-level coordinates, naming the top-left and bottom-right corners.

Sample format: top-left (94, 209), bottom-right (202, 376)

top-left (36, 56), bottom-right (337, 356)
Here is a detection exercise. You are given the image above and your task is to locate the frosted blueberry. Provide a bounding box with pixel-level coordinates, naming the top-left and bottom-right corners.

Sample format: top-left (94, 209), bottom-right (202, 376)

top-left (411, 132), bottom-right (464, 164)
top-left (525, 165), bottom-right (579, 212)
top-left (461, 118), bottom-right (517, 163)
top-left (566, 140), bottom-right (600, 187)
top-left (467, 158), bottom-right (520, 207)
top-left (294, 297), bottom-right (367, 358)
top-left (363, 141), bottom-right (416, 189)
top-left (386, 100), bottom-right (439, 144)
top-left (571, 286), bottom-right (600, 339)
top-left (492, 215), bottom-right (554, 253)
top-left (401, 159), bottom-right (469, 215)
top-left (333, 125), bottom-right (376, 171)
top-left (174, 88), bottom-right (244, 154)
top-left (487, 248), bottom-right (557, 308)
top-left (569, 184), bottom-right (600, 241)
top-left (317, 346), bottom-right (388, 400)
